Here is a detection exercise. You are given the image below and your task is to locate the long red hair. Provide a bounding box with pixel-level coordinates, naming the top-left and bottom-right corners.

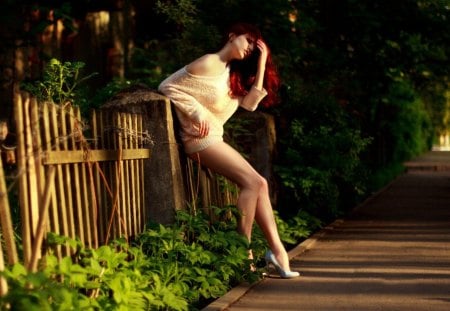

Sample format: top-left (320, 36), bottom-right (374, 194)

top-left (225, 23), bottom-right (280, 108)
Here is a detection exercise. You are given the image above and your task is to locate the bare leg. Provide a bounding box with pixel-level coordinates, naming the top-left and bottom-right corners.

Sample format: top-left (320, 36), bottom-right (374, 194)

top-left (191, 142), bottom-right (291, 270)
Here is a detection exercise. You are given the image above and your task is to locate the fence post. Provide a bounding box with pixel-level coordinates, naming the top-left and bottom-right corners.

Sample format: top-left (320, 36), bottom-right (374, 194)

top-left (102, 86), bottom-right (186, 224)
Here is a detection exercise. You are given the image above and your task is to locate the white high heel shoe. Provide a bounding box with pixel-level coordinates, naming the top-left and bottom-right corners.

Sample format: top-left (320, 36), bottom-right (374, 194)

top-left (265, 250), bottom-right (300, 279)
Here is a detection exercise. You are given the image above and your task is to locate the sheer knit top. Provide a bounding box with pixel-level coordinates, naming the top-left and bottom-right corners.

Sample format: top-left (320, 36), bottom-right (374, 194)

top-left (158, 65), bottom-right (268, 154)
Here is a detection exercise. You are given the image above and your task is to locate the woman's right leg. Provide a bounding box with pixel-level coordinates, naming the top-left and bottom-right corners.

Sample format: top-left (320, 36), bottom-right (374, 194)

top-left (191, 142), bottom-right (292, 271)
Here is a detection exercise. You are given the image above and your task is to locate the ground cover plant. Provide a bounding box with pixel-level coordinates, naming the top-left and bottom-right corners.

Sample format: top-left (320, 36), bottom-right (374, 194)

top-left (0, 206), bottom-right (315, 310)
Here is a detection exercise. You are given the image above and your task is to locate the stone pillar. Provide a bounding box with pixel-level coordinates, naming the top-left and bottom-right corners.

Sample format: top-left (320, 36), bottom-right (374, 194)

top-left (102, 86), bottom-right (185, 224)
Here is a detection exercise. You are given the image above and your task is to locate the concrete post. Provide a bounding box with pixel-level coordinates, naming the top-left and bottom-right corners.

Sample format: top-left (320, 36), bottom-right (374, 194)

top-left (102, 86), bottom-right (185, 224)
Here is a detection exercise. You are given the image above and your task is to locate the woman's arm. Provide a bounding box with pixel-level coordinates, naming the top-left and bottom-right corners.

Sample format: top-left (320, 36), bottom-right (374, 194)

top-left (240, 39), bottom-right (269, 111)
top-left (253, 39), bottom-right (268, 90)
top-left (158, 72), bottom-right (210, 137)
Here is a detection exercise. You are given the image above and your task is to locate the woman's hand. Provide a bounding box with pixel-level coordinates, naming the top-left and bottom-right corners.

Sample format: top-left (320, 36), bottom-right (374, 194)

top-left (197, 119), bottom-right (210, 137)
top-left (256, 39), bottom-right (268, 70)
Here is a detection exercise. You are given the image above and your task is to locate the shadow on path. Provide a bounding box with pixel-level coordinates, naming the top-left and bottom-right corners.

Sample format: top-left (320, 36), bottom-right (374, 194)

top-left (206, 152), bottom-right (450, 311)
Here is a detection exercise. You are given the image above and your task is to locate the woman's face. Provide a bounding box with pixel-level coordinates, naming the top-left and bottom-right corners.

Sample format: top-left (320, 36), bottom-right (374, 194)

top-left (229, 33), bottom-right (256, 60)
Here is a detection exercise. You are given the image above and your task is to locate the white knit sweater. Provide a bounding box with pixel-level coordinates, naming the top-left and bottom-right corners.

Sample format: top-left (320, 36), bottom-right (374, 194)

top-left (158, 65), bottom-right (268, 154)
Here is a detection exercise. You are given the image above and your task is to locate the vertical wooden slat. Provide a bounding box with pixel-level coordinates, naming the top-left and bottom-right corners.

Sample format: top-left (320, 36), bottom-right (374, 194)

top-left (105, 110), bottom-right (119, 243)
top-left (74, 107), bottom-right (93, 248)
top-left (122, 113), bottom-right (131, 237)
top-left (112, 112), bottom-right (121, 239)
top-left (42, 103), bottom-right (62, 259)
top-left (0, 149), bottom-right (18, 264)
top-left (68, 107), bottom-right (85, 245)
top-left (103, 110), bottom-right (116, 242)
top-left (24, 95), bottom-right (41, 264)
top-left (15, 92), bottom-right (31, 264)
top-left (96, 110), bottom-right (108, 244)
top-left (115, 112), bottom-right (127, 239)
top-left (60, 106), bottom-right (75, 242)
top-left (139, 115), bottom-right (145, 230)
top-left (50, 104), bottom-right (70, 255)
top-left (129, 114), bottom-right (138, 236)
top-left (93, 110), bottom-right (105, 243)
top-left (0, 236), bottom-right (7, 296)
top-left (88, 110), bottom-right (100, 248)
top-left (102, 110), bottom-right (111, 241)
top-left (28, 165), bottom-right (56, 272)
top-left (30, 97), bottom-right (46, 262)
top-left (185, 158), bottom-right (197, 214)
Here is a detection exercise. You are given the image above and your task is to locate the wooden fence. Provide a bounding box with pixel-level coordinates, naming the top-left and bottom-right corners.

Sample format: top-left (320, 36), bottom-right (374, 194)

top-left (12, 91), bottom-right (151, 270)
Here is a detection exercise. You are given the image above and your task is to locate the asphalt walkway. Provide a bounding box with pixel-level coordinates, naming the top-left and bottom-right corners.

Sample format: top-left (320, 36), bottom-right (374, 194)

top-left (204, 151), bottom-right (450, 311)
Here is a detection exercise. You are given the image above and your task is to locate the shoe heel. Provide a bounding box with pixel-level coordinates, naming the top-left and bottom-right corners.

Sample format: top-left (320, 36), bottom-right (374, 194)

top-left (264, 250), bottom-right (300, 279)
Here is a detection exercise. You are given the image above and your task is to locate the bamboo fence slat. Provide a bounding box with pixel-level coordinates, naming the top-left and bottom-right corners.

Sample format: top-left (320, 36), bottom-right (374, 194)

top-left (24, 96), bottom-right (40, 241)
top-left (0, 123), bottom-right (10, 296)
top-left (31, 97), bottom-right (45, 229)
top-left (68, 106), bottom-right (85, 246)
top-left (91, 110), bottom-right (105, 244)
top-left (122, 113), bottom-right (131, 237)
top-left (0, 149), bottom-right (18, 265)
top-left (138, 115), bottom-right (145, 231)
top-left (76, 107), bottom-right (95, 248)
top-left (60, 106), bottom-right (75, 241)
top-left (116, 112), bottom-right (127, 239)
top-left (0, 236), bottom-right (7, 296)
top-left (50, 104), bottom-right (71, 256)
top-left (96, 110), bottom-right (108, 244)
top-left (130, 114), bottom-right (138, 236)
top-left (28, 165), bottom-right (56, 272)
top-left (14, 92), bottom-right (32, 265)
top-left (42, 103), bottom-right (61, 258)
top-left (104, 110), bottom-right (116, 243)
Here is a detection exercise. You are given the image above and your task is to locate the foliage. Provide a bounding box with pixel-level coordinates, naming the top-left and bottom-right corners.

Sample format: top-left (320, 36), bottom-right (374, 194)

top-left (276, 85), bottom-right (372, 220)
top-left (22, 58), bottom-right (97, 113)
top-left (274, 210), bottom-right (321, 247)
top-left (0, 206), bottom-right (313, 310)
top-left (375, 77), bottom-right (433, 163)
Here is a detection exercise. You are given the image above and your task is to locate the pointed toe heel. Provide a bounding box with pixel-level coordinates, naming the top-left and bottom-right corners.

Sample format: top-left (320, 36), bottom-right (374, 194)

top-left (265, 250), bottom-right (300, 279)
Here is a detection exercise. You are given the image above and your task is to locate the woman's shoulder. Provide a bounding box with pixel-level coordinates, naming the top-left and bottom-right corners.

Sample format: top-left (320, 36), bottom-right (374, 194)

top-left (186, 54), bottom-right (226, 76)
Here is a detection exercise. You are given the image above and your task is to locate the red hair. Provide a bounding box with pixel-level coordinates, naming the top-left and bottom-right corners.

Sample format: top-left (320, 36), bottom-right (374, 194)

top-left (226, 23), bottom-right (280, 108)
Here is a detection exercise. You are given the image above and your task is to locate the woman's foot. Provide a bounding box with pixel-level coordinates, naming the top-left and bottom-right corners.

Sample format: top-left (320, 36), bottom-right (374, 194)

top-left (265, 250), bottom-right (300, 279)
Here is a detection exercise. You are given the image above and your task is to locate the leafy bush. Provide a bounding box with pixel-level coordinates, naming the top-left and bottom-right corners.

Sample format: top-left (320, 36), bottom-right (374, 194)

top-left (375, 78), bottom-right (433, 164)
top-left (22, 58), bottom-right (97, 115)
top-left (0, 205), bottom-right (314, 310)
top-left (276, 85), bottom-right (371, 221)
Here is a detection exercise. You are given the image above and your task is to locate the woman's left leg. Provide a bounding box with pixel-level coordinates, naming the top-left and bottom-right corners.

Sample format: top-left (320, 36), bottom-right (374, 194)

top-left (191, 142), bottom-right (292, 271)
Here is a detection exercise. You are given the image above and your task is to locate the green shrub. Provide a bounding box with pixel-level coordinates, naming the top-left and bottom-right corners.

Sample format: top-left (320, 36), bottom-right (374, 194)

top-left (22, 58), bottom-right (97, 114)
top-left (276, 86), bottom-right (371, 221)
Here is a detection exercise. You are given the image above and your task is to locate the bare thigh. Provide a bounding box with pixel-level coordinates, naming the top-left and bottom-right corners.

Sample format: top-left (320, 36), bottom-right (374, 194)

top-left (191, 142), bottom-right (260, 189)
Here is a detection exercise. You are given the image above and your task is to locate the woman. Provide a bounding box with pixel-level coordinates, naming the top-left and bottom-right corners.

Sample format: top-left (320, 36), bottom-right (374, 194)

top-left (159, 23), bottom-right (299, 278)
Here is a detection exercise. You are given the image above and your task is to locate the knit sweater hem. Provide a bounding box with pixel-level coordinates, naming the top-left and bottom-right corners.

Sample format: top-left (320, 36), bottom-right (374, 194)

top-left (183, 136), bottom-right (223, 154)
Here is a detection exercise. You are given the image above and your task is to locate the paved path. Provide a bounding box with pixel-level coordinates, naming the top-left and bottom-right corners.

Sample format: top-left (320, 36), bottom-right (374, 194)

top-left (205, 151), bottom-right (450, 311)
